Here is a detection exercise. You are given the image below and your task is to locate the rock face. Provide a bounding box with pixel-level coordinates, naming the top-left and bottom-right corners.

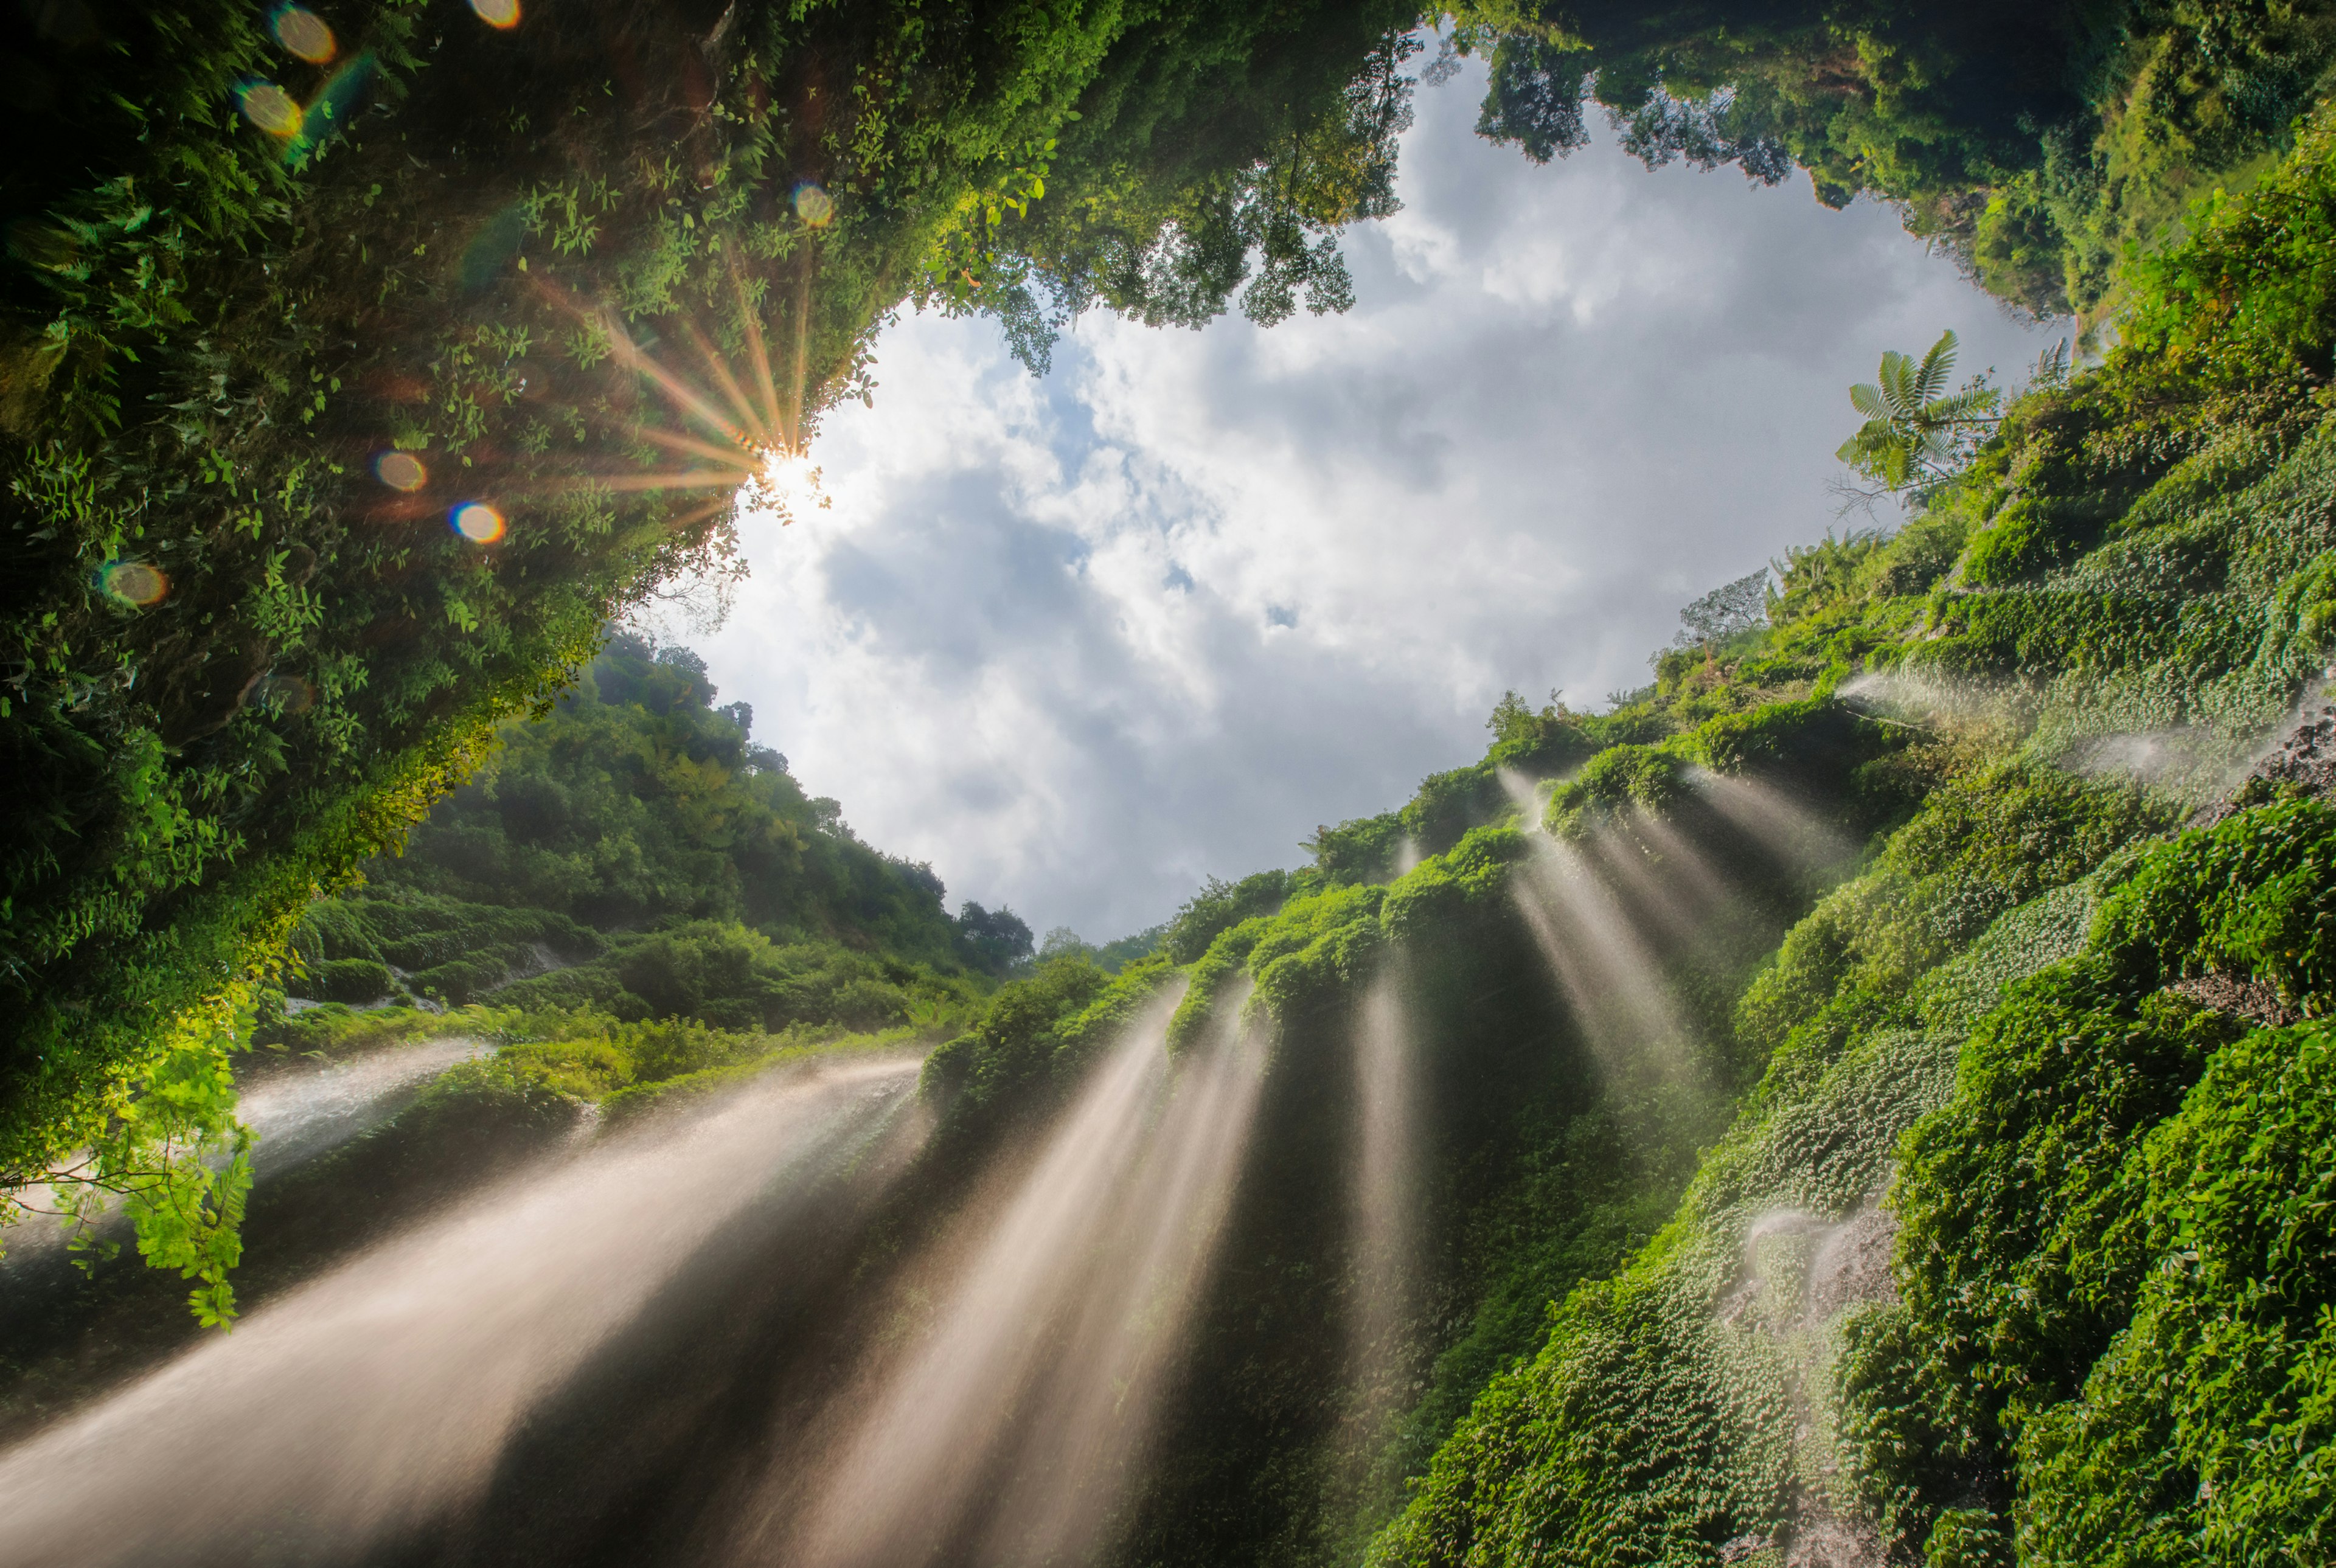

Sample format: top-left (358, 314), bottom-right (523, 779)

top-left (2195, 690), bottom-right (2336, 830)
top-left (1804, 1205), bottom-right (1896, 1327)
top-left (2251, 696), bottom-right (2336, 802)
top-left (1783, 1511), bottom-right (1886, 1568)
top-left (2172, 970), bottom-right (2301, 1027)
top-left (1713, 1202), bottom-right (1900, 1568)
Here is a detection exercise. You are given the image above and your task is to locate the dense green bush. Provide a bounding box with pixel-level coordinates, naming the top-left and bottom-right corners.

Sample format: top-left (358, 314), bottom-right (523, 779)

top-left (1161, 869), bottom-right (1300, 965)
top-left (311, 957), bottom-right (396, 1005)
top-left (2015, 1020), bottom-right (2336, 1564)
top-left (279, 636), bottom-right (995, 1036)
top-left (918, 952), bottom-right (1176, 1134)
top-left (1837, 799), bottom-right (2336, 1555)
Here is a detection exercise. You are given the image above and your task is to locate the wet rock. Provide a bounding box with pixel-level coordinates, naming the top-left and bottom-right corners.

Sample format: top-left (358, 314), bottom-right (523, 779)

top-left (1804, 1205), bottom-right (1896, 1324)
top-left (2171, 970), bottom-right (2300, 1028)
top-left (2193, 696), bottom-right (2336, 828)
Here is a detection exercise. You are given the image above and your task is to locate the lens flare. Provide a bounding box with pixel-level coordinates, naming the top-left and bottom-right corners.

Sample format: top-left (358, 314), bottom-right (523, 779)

top-left (270, 5), bottom-right (335, 63)
top-left (99, 561), bottom-right (168, 607)
top-left (237, 81), bottom-right (303, 137)
top-left (374, 451), bottom-right (427, 491)
top-left (468, 0), bottom-right (520, 28)
top-left (742, 448), bottom-right (829, 524)
top-left (287, 54), bottom-right (375, 162)
top-left (793, 182), bottom-right (835, 227)
top-left (450, 502), bottom-right (506, 543)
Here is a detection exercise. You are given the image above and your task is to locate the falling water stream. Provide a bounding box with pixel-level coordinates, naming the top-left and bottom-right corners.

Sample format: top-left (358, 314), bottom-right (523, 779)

top-left (0, 1056), bottom-right (922, 1568)
top-left (0, 777), bottom-right (1885, 1568)
top-left (239, 1035), bottom-right (492, 1175)
top-left (761, 979), bottom-right (1267, 1568)
top-left (0, 774), bottom-right (1872, 1568)
top-left (1346, 972), bottom-right (1422, 1429)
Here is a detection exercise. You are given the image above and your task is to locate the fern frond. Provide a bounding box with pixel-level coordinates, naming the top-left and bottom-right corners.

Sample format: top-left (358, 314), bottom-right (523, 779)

top-left (1913, 329), bottom-right (1957, 402)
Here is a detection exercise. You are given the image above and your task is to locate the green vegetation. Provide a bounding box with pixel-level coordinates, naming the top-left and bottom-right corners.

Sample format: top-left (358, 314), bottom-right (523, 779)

top-left (280, 633), bottom-right (1004, 1031)
top-left (1835, 329), bottom-right (2005, 498)
top-left (1352, 93), bottom-right (2336, 1568)
top-left (0, 0), bottom-right (1422, 1248)
top-left (1457, 0), bottom-right (2336, 319)
top-left (10, 0), bottom-right (2323, 1328)
top-left (875, 83), bottom-right (2336, 1568)
top-left (257, 631), bottom-right (1027, 1124)
top-left (10, 4), bottom-right (2336, 1560)
top-left (0, 626), bottom-right (1000, 1322)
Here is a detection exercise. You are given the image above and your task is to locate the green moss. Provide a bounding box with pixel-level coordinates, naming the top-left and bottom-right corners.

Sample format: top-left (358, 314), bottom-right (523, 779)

top-left (2014, 1021), bottom-right (2336, 1564)
top-left (2093, 795), bottom-right (2336, 1008)
top-left (1829, 798), bottom-right (2336, 1553)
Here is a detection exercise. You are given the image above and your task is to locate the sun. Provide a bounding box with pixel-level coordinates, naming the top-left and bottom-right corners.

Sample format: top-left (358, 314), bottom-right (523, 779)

top-left (742, 447), bottom-right (831, 524)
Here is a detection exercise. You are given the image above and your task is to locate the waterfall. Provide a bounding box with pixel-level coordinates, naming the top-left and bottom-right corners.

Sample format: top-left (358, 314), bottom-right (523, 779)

top-left (1346, 970), bottom-right (1421, 1430)
top-left (0, 1056), bottom-right (922, 1568)
top-left (0, 1036), bottom-right (488, 1279)
top-left (762, 981), bottom-right (1265, 1567)
top-left (1510, 834), bottom-right (1691, 1074)
top-left (238, 1035), bottom-right (492, 1175)
top-left (1690, 769), bottom-right (1857, 882)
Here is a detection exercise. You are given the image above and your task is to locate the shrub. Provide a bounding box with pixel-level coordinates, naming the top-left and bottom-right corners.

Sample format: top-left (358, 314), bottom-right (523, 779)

top-left (309, 959), bottom-right (394, 1006)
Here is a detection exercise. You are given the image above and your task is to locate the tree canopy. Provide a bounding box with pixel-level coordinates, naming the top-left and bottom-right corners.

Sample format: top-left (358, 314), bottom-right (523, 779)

top-left (1835, 330), bottom-right (2003, 494)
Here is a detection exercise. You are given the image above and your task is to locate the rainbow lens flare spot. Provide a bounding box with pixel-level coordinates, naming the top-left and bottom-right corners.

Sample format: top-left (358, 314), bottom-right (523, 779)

top-left (271, 5), bottom-right (335, 63)
top-left (238, 82), bottom-right (304, 137)
top-left (450, 501), bottom-right (506, 543)
top-left (469, 0), bottom-right (521, 28)
top-left (792, 183), bottom-right (835, 227)
top-left (375, 450), bottom-right (428, 491)
top-left (100, 561), bottom-right (169, 607)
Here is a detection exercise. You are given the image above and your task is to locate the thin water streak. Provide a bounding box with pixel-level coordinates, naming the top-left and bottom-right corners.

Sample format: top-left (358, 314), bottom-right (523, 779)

top-left (1495, 769), bottom-right (1691, 1078)
top-left (1690, 770), bottom-right (1857, 878)
top-left (985, 996), bottom-right (1267, 1563)
top-left (1346, 970), bottom-right (1421, 1432)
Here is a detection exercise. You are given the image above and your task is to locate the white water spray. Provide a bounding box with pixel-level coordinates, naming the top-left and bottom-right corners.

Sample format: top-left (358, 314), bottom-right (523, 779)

top-left (241, 1035), bottom-right (490, 1173)
top-left (1347, 972), bottom-right (1421, 1428)
top-left (768, 982), bottom-right (1265, 1568)
top-left (2, 1036), bottom-right (490, 1272)
top-left (0, 1056), bottom-right (922, 1568)
top-left (1496, 769), bottom-right (1698, 1081)
top-left (1691, 769), bottom-right (1857, 878)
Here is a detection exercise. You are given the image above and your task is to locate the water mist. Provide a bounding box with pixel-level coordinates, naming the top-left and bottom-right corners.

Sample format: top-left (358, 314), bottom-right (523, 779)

top-left (239, 1034), bottom-right (491, 1174)
top-left (0, 1056), bottom-right (923, 1568)
top-left (1498, 768), bottom-right (1690, 1076)
top-left (765, 982), bottom-right (1266, 1568)
top-left (1689, 769), bottom-right (1856, 881)
top-left (1346, 971), bottom-right (1422, 1434)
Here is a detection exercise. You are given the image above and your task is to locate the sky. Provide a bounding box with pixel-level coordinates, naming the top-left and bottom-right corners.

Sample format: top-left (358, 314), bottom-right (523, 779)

top-left (691, 58), bottom-right (2066, 945)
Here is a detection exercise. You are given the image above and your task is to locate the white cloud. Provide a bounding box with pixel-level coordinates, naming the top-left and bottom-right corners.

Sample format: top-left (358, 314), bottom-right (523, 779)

top-left (698, 60), bottom-right (2063, 941)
